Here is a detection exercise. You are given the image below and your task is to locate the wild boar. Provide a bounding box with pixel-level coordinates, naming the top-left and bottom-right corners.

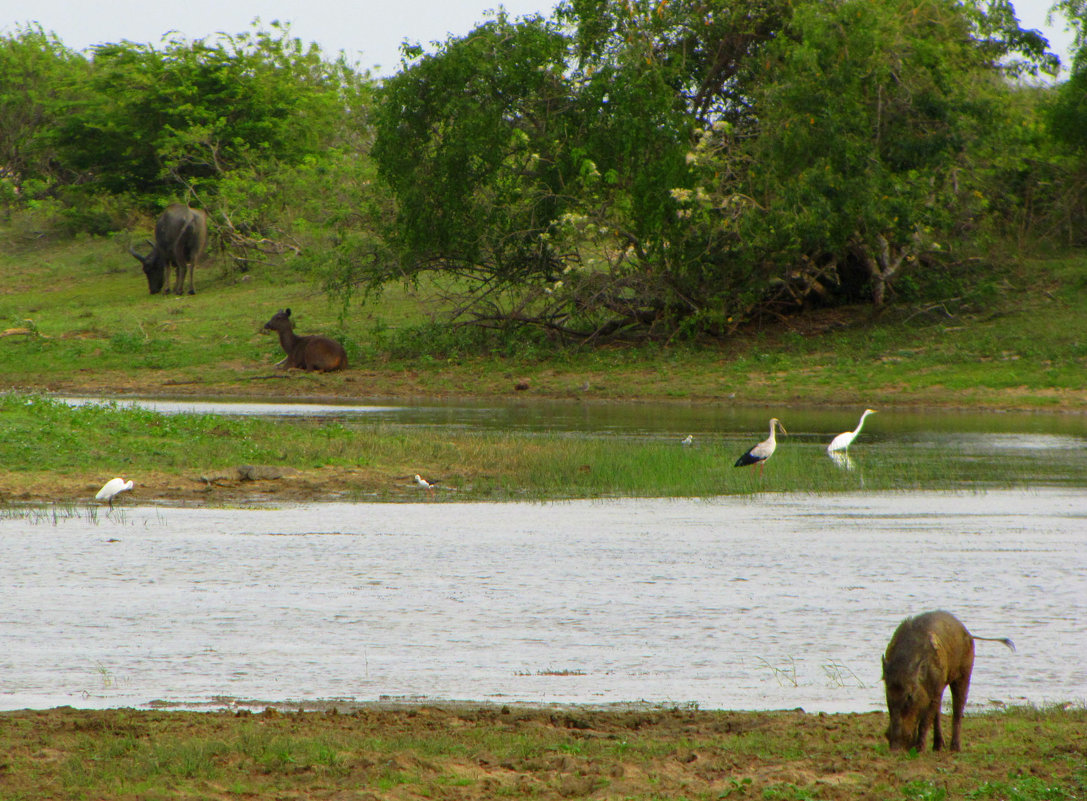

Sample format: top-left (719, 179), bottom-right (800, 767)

top-left (882, 610), bottom-right (1014, 752)
top-left (262, 308), bottom-right (348, 372)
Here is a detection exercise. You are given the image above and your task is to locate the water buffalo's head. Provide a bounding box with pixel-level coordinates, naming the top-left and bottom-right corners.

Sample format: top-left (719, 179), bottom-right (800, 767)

top-left (129, 241), bottom-right (165, 294)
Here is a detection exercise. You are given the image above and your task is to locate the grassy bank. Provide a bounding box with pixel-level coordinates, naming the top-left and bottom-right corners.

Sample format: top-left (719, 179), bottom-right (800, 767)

top-left (3, 394), bottom-right (1086, 505)
top-left (0, 229), bottom-right (1086, 409)
top-left (1, 705), bottom-right (1084, 800)
top-left (1, 229), bottom-right (1086, 503)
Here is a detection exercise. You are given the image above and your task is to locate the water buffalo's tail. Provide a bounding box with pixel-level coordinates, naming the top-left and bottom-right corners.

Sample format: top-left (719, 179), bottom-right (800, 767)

top-left (972, 635), bottom-right (1016, 651)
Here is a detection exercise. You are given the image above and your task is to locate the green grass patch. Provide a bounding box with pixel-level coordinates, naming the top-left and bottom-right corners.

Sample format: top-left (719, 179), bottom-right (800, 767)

top-left (0, 706), bottom-right (1083, 801)
top-left (1, 226), bottom-right (1087, 409)
top-left (2, 394), bottom-right (1085, 503)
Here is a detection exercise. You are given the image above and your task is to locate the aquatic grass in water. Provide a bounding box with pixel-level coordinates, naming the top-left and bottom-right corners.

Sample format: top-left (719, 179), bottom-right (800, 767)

top-left (0, 502), bottom-right (106, 525)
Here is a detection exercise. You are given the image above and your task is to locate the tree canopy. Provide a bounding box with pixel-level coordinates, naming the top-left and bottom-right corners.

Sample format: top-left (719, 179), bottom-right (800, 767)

top-left (1, 1), bottom-right (1083, 342)
top-left (368, 0), bottom-right (1064, 339)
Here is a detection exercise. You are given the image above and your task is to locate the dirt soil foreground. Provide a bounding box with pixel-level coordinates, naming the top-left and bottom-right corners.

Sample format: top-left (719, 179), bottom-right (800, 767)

top-left (2, 704), bottom-right (1084, 800)
top-left (5, 465), bottom-right (394, 507)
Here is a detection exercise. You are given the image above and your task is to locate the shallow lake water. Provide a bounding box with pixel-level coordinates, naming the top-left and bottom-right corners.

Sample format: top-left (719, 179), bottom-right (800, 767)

top-left (59, 394), bottom-right (1087, 439)
top-left (2, 489), bottom-right (1084, 713)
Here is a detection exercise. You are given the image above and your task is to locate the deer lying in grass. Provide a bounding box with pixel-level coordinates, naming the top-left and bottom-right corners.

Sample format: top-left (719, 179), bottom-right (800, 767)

top-left (262, 308), bottom-right (348, 372)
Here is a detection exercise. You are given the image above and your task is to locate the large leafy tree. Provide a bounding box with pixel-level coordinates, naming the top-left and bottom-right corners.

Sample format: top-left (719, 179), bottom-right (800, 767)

top-left (0, 26), bottom-right (89, 196)
top-left (52, 23), bottom-right (362, 200)
top-left (373, 15), bottom-right (571, 286)
top-left (371, 5), bottom-right (780, 338)
top-left (679, 0), bottom-right (1045, 310)
top-left (1042, 0), bottom-right (1087, 244)
top-left (550, 0), bottom-right (791, 336)
top-left (370, 0), bottom-right (1056, 339)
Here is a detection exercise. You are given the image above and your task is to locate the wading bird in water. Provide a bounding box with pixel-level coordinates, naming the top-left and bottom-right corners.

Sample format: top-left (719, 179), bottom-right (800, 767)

top-left (827, 409), bottom-right (877, 453)
top-left (95, 477), bottom-right (133, 510)
top-left (734, 418), bottom-right (786, 474)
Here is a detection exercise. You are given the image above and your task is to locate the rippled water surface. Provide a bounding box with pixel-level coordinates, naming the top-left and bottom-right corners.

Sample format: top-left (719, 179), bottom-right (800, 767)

top-left (3, 490), bottom-right (1084, 712)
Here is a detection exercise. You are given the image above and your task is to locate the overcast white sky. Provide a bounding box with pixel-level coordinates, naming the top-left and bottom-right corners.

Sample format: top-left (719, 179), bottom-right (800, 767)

top-left (0, 0), bottom-right (1075, 78)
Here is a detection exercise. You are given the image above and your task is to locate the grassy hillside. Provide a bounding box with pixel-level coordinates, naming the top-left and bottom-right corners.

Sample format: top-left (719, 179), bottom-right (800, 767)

top-left (1, 227), bottom-right (1085, 409)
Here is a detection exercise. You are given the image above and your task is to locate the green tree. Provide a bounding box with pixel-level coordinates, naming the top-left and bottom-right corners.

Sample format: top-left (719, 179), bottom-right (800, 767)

top-left (52, 22), bottom-right (361, 201)
top-left (367, 0), bottom-right (1058, 341)
top-left (1041, 0), bottom-right (1087, 245)
top-left (682, 0), bottom-right (1021, 309)
top-left (373, 14), bottom-right (571, 285)
top-left (0, 26), bottom-right (89, 197)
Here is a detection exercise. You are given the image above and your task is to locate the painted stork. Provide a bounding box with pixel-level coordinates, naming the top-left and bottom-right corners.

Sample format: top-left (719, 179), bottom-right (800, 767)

top-left (827, 409), bottom-right (877, 453)
top-left (95, 477), bottom-right (133, 510)
top-left (734, 418), bottom-right (786, 473)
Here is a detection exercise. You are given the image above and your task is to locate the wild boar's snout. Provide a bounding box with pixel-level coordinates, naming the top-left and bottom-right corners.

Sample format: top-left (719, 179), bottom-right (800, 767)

top-left (882, 674), bottom-right (926, 751)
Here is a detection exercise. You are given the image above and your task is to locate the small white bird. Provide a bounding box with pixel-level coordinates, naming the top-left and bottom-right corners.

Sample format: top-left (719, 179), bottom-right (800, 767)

top-left (734, 418), bottom-right (786, 474)
top-left (681, 435), bottom-right (694, 447)
top-left (95, 477), bottom-right (134, 509)
top-left (414, 474), bottom-right (435, 490)
top-left (827, 409), bottom-right (877, 453)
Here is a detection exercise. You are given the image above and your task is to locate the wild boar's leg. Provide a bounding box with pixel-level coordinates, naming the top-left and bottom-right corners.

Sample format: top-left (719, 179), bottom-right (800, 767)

top-left (916, 691), bottom-right (942, 751)
top-left (949, 673), bottom-right (971, 751)
top-left (930, 692), bottom-right (944, 750)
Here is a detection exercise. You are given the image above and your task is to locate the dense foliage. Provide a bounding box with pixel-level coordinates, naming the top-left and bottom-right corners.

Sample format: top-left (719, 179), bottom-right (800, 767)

top-left (0, 26), bottom-right (89, 203)
top-left (0, 2), bottom-right (1084, 342)
top-left (369, 0), bottom-right (1075, 339)
top-left (0, 23), bottom-right (375, 251)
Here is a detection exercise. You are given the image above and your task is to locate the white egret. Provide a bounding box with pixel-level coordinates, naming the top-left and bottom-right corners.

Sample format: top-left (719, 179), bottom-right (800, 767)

top-left (827, 409), bottom-right (877, 453)
top-left (734, 418), bottom-right (786, 474)
top-left (828, 450), bottom-right (856, 471)
top-left (95, 477), bottom-right (133, 509)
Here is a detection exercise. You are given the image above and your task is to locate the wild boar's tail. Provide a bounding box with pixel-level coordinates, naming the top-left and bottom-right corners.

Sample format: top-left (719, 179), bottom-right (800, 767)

top-left (972, 635), bottom-right (1016, 651)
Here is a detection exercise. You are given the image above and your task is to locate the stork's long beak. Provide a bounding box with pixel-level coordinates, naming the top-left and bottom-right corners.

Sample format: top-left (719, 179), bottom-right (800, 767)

top-left (778, 422), bottom-right (788, 435)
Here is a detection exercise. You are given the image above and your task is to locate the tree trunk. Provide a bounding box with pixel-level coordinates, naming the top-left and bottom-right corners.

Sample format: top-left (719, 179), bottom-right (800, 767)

top-left (854, 232), bottom-right (919, 307)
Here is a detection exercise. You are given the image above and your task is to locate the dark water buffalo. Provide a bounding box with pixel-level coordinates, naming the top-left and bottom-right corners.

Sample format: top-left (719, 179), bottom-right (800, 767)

top-left (129, 204), bottom-right (208, 295)
top-left (882, 610), bottom-right (1014, 752)
top-left (262, 308), bottom-right (348, 372)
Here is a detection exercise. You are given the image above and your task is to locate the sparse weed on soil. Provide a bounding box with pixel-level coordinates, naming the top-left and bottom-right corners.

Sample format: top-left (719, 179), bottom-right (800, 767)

top-left (0, 705), bottom-right (1083, 801)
